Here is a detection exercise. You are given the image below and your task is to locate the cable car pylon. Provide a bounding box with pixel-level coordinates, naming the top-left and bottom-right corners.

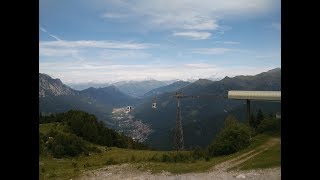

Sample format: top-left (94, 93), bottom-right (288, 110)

top-left (152, 92), bottom-right (226, 151)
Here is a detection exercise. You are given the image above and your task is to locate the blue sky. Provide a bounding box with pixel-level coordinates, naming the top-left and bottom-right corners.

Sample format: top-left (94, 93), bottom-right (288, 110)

top-left (39, 0), bottom-right (281, 84)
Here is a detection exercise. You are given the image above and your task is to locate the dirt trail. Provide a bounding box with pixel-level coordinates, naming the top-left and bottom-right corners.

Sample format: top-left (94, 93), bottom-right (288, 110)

top-left (213, 138), bottom-right (280, 171)
top-left (77, 138), bottom-right (281, 180)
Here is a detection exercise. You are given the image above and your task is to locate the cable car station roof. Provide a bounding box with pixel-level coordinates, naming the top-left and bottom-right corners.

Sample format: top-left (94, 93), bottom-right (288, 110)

top-left (228, 90), bottom-right (281, 101)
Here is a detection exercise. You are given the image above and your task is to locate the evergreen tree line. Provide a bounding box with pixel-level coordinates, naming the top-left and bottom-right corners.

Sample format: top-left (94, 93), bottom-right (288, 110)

top-left (40, 110), bottom-right (149, 157)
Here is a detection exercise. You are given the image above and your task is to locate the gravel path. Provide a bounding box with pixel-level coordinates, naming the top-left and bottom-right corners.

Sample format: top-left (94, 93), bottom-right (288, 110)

top-left (77, 164), bottom-right (280, 180)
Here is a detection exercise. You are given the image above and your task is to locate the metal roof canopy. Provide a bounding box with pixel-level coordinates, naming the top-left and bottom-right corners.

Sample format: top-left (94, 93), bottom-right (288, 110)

top-left (228, 90), bottom-right (281, 101)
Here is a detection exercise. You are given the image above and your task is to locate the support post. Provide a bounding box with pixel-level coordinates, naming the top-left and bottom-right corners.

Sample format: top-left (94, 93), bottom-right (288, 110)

top-left (174, 96), bottom-right (184, 151)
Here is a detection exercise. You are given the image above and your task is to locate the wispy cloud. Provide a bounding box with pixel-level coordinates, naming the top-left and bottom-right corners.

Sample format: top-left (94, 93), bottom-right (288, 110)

top-left (48, 34), bottom-right (62, 41)
top-left (101, 0), bottom-right (277, 32)
top-left (183, 19), bottom-right (219, 30)
top-left (191, 48), bottom-right (232, 55)
top-left (40, 26), bottom-right (47, 32)
top-left (40, 47), bottom-right (78, 57)
top-left (39, 26), bottom-right (62, 41)
top-left (99, 0), bottom-right (278, 41)
top-left (40, 40), bottom-right (152, 50)
top-left (173, 31), bottom-right (211, 40)
top-left (40, 60), bottom-right (277, 84)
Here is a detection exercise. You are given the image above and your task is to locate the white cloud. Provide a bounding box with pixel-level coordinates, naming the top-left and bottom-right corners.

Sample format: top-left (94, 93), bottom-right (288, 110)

top-left (192, 48), bottom-right (232, 54)
top-left (40, 60), bottom-right (278, 84)
top-left (40, 40), bottom-right (151, 50)
top-left (173, 31), bottom-right (211, 40)
top-left (183, 20), bottom-right (219, 30)
top-left (40, 48), bottom-right (78, 57)
top-left (97, 50), bottom-right (151, 61)
top-left (102, 0), bottom-right (277, 31)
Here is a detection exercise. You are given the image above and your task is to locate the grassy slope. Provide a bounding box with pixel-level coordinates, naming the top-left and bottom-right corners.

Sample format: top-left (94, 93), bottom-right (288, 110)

top-left (39, 124), bottom-right (280, 180)
top-left (139, 134), bottom-right (275, 174)
top-left (236, 139), bottom-right (280, 170)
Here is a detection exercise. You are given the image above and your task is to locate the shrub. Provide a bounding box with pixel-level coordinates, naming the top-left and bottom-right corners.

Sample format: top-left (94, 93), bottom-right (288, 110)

top-left (192, 146), bottom-right (206, 160)
top-left (257, 117), bottom-right (281, 135)
top-left (208, 116), bottom-right (251, 156)
top-left (46, 130), bottom-right (88, 158)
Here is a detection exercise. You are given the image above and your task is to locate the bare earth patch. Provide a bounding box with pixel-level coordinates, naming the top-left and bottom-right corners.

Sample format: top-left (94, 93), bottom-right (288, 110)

top-left (77, 164), bottom-right (280, 180)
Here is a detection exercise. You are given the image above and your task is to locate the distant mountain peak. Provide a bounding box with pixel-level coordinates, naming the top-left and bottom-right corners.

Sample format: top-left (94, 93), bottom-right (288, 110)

top-left (39, 73), bottom-right (77, 97)
top-left (266, 67), bottom-right (281, 73)
top-left (193, 79), bottom-right (214, 85)
top-left (143, 80), bottom-right (190, 97)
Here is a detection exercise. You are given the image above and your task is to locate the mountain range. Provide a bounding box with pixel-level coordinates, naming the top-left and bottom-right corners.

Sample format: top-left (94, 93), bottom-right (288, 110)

top-left (112, 80), bottom-right (168, 98)
top-left (39, 68), bottom-right (281, 150)
top-left (143, 80), bottom-right (190, 98)
top-left (132, 68), bottom-right (281, 149)
top-left (39, 74), bottom-right (136, 121)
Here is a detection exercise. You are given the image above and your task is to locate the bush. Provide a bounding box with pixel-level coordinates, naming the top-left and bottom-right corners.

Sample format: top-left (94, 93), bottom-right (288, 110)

top-left (208, 116), bottom-right (251, 156)
top-left (192, 146), bottom-right (206, 160)
top-left (46, 130), bottom-right (89, 158)
top-left (257, 117), bottom-right (280, 135)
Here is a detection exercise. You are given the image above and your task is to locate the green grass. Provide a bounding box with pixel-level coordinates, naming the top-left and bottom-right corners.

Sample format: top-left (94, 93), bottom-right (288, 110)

top-left (236, 141), bottom-right (280, 170)
top-left (40, 123), bottom-right (56, 134)
top-left (40, 123), bottom-right (69, 134)
top-left (136, 134), bottom-right (274, 174)
top-left (39, 124), bottom-right (278, 179)
top-left (138, 155), bottom-right (228, 174)
top-left (40, 148), bottom-right (183, 180)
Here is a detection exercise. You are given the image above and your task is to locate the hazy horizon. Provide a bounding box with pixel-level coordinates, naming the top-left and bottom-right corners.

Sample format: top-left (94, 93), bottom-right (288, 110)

top-left (40, 67), bottom-right (280, 86)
